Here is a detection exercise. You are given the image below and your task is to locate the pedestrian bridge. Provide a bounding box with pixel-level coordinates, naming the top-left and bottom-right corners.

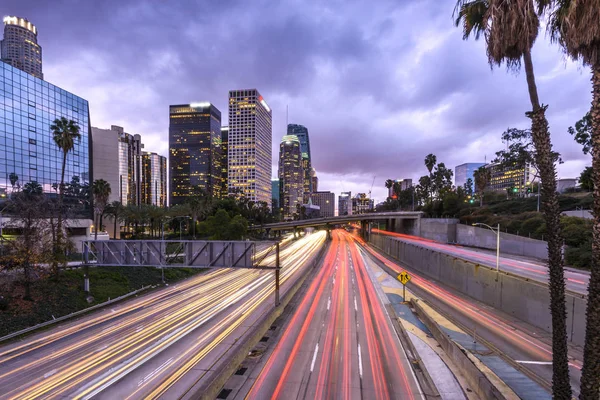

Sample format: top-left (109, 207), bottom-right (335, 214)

top-left (250, 211), bottom-right (423, 235)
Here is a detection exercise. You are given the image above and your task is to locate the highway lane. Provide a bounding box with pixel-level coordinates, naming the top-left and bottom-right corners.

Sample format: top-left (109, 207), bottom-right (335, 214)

top-left (371, 228), bottom-right (589, 294)
top-left (0, 232), bottom-right (325, 400)
top-left (246, 230), bottom-right (423, 399)
top-left (356, 235), bottom-right (583, 396)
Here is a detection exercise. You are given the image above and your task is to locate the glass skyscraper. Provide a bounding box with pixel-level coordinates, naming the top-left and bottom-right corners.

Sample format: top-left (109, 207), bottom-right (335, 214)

top-left (278, 135), bottom-right (303, 219)
top-left (0, 61), bottom-right (91, 215)
top-left (455, 162), bottom-right (485, 191)
top-left (287, 124), bottom-right (312, 200)
top-left (169, 103), bottom-right (223, 205)
top-left (1, 16), bottom-right (43, 79)
top-left (141, 152), bottom-right (167, 207)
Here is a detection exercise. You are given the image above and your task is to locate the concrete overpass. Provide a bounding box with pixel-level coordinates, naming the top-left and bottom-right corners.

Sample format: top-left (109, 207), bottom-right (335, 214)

top-left (250, 211), bottom-right (423, 239)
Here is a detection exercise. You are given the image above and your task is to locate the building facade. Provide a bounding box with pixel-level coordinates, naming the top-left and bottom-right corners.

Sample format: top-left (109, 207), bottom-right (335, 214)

top-left (1, 16), bottom-right (42, 79)
top-left (228, 89), bottom-right (272, 205)
top-left (352, 193), bottom-right (374, 215)
top-left (141, 152), bottom-right (167, 207)
top-left (169, 103), bottom-right (223, 205)
top-left (0, 61), bottom-right (91, 217)
top-left (278, 135), bottom-right (303, 220)
top-left (338, 191), bottom-right (352, 216)
top-left (455, 162), bottom-right (485, 190)
top-left (310, 168), bottom-right (318, 193)
top-left (117, 127), bottom-right (143, 206)
top-left (287, 124), bottom-right (312, 201)
top-left (387, 179), bottom-right (412, 198)
top-left (221, 126), bottom-right (229, 198)
top-left (271, 178), bottom-right (281, 216)
top-left (487, 163), bottom-right (537, 194)
top-left (310, 191), bottom-right (335, 218)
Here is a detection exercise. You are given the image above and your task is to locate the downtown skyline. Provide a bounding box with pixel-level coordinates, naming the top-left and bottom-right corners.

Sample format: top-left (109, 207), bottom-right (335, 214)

top-left (1, 0), bottom-right (593, 204)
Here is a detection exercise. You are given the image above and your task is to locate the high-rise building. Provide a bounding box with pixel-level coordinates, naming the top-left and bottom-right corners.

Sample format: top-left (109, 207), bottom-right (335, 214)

top-left (221, 126), bottom-right (229, 198)
top-left (352, 193), bottom-right (374, 215)
top-left (455, 163), bottom-right (485, 190)
top-left (271, 178), bottom-right (281, 216)
top-left (0, 61), bottom-right (91, 216)
top-left (1, 16), bottom-right (42, 79)
top-left (288, 124), bottom-right (312, 200)
top-left (141, 152), bottom-right (167, 207)
top-left (228, 89), bottom-right (272, 205)
top-left (310, 191), bottom-right (335, 218)
top-left (169, 103), bottom-right (223, 205)
top-left (278, 135), bottom-right (303, 219)
top-left (487, 163), bottom-right (537, 194)
top-left (387, 178), bottom-right (412, 198)
top-left (338, 191), bottom-right (352, 216)
top-left (310, 168), bottom-right (318, 193)
top-left (116, 127), bottom-right (143, 206)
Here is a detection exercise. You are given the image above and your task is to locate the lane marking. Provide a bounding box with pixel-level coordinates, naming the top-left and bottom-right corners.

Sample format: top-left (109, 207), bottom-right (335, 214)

top-left (327, 297), bottom-right (331, 311)
top-left (310, 343), bottom-right (319, 372)
top-left (357, 344), bottom-right (363, 377)
top-left (354, 296), bottom-right (358, 312)
top-left (44, 369), bottom-right (57, 378)
top-left (516, 360), bottom-right (553, 365)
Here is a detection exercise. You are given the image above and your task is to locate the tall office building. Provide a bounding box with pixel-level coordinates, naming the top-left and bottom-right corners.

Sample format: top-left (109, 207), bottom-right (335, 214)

top-left (352, 193), bottom-right (374, 215)
top-left (228, 89), bottom-right (272, 205)
top-left (487, 163), bottom-right (537, 194)
top-left (221, 126), bottom-right (229, 198)
top-left (1, 16), bottom-right (42, 79)
top-left (0, 61), bottom-right (91, 216)
top-left (271, 178), bottom-right (281, 216)
top-left (288, 124), bottom-right (312, 200)
top-left (310, 168), bottom-right (318, 193)
top-left (169, 103), bottom-right (223, 205)
top-left (338, 191), bottom-right (352, 216)
top-left (141, 152), bottom-right (167, 207)
top-left (455, 163), bottom-right (485, 190)
top-left (310, 191), bottom-right (335, 218)
top-left (278, 135), bottom-right (303, 219)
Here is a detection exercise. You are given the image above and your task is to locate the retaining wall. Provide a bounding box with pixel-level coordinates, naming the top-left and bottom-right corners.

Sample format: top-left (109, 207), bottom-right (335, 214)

top-left (369, 233), bottom-right (587, 346)
top-left (456, 225), bottom-right (548, 261)
top-left (419, 218), bottom-right (458, 243)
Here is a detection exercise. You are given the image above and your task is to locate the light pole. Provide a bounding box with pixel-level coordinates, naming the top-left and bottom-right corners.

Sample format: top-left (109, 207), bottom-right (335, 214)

top-left (473, 223), bottom-right (500, 279)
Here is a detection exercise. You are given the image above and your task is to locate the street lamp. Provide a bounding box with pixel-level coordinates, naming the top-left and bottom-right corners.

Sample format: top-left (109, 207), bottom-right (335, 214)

top-left (473, 222), bottom-right (500, 279)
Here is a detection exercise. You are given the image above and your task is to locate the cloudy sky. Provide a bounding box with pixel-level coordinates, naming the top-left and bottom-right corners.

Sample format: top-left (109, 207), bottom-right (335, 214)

top-left (3, 0), bottom-right (593, 203)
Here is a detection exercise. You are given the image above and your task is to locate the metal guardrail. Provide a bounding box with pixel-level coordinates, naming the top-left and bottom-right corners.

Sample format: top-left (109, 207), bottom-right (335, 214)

top-left (0, 285), bottom-right (152, 343)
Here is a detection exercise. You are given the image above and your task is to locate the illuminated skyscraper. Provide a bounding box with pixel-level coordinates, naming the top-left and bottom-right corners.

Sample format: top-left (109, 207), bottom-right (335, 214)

top-left (141, 152), bottom-right (167, 207)
top-left (228, 89), bottom-right (272, 205)
top-left (288, 124), bottom-right (312, 201)
top-left (338, 191), bottom-right (352, 216)
top-left (169, 103), bottom-right (223, 205)
top-left (278, 135), bottom-right (303, 219)
top-left (1, 16), bottom-right (42, 79)
top-left (310, 191), bottom-right (335, 218)
top-left (221, 126), bottom-right (229, 198)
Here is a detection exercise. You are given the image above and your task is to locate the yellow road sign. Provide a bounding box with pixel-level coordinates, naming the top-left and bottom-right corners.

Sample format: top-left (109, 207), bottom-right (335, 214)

top-left (397, 271), bottom-right (411, 285)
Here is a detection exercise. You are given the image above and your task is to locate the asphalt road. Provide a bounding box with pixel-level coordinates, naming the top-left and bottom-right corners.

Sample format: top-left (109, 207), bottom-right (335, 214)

top-left (371, 229), bottom-right (589, 294)
top-left (358, 235), bottom-right (583, 397)
top-left (0, 232), bottom-right (325, 400)
top-left (245, 230), bottom-right (423, 400)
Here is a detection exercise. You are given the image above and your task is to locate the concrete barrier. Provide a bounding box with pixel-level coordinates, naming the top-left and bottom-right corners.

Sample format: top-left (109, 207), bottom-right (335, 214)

top-left (419, 218), bottom-right (458, 243)
top-left (369, 233), bottom-right (587, 346)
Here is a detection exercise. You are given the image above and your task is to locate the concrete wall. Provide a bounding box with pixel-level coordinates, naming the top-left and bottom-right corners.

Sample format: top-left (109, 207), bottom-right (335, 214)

top-left (562, 210), bottom-right (592, 220)
top-left (456, 224), bottom-right (549, 261)
top-left (419, 218), bottom-right (458, 243)
top-left (369, 233), bottom-right (587, 346)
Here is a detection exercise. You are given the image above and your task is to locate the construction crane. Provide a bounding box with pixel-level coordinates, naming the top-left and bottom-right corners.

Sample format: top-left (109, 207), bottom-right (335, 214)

top-left (368, 175), bottom-right (376, 201)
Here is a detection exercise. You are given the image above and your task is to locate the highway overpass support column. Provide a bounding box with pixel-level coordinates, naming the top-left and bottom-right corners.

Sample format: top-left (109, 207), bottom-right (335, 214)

top-left (275, 242), bottom-right (280, 306)
top-left (326, 225), bottom-right (332, 240)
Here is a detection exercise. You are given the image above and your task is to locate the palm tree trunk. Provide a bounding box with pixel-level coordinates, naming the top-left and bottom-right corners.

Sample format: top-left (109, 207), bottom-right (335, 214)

top-left (54, 150), bottom-right (68, 276)
top-left (94, 212), bottom-right (98, 240)
top-left (523, 49), bottom-right (572, 399)
top-left (580, 65), bottom-right (600, 400)
top-left (114, 213), bottom-right (118, 240)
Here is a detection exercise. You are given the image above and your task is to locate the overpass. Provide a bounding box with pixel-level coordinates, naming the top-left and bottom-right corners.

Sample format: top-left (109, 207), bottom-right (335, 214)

top-left (250, 211), bottom-right (423, 239)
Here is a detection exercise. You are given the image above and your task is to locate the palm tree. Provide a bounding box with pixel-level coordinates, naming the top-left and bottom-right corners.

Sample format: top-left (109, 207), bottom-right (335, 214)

top-left (92, 179), bottom-right (111, 240)
top-left (473, 166), bottom-right (491, 206)
top-left (424, 154), bottom-right (437, 175)
top-left (186, 187), bottom-right (213, 239)
top-left (105, 201), bottom-right (124, 239)
top-left (9, 172), bottom-right (18, 191)
top-left (454, 1), bottom-right (571, 397)
top-left (545, 2), bottom-right (600, 397)
top-left (50, 117), bottom-right (81, 272)
top-left (385, 179), bottom-right (394, 198)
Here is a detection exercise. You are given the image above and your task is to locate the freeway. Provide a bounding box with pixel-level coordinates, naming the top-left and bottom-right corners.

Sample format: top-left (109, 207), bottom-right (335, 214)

top-left (246, 229), bottom-right (423, 399)
top-left (357, 235), bottom-right (583, 396)
top-left (0, 232), bottom-right (326, 400)
top-left (372, 229), bottom-right (589, 294)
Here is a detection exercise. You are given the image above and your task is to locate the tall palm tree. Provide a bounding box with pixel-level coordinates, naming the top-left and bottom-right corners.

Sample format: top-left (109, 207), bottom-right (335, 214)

top-left (385, 179), bottom-right (394, 198)
top-left (92, 179), bottom-right (111, 240)
top-left (105, 201), bottom-right (124, 239)
top-left (473, 166), bottom-right (491, 206)
top-left (50, 117), bottom-right (81, 272)
top-left (545, 2), bottom-right (600, 397)
top-left (454, 1), bottom-right (571, 397)
top-left (424, 154), bottom-right (437, 175)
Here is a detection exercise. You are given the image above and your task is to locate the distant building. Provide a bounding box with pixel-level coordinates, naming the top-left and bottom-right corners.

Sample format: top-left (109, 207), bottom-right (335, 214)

top-left (302, 199), bottom-right (321, 219)
top-left (141, 152), bottom-right (167, 207)
top-left (455, 163), bottom-right (485, 190)
top-left (310, 191), bottom-right (335, 218)
top-left (388, 179), bottom-right (412, 198)
top-left (310, 168), bottom-right (318, 192)
top-left (228, 89), bottom-right (272, 205)
top-left (1, 16), bottom-right (43, 78)
top-left (352, 193), bottom-right (374, 215)
top-left (338, 191), bottom-right (352, 216)
top-left (487, 163), bottom-right (536, 194)
top-left (221, 126), bottom-right (229, 198)
top-left (169, 103), bottom-right (223, 205)
top-left (288, 124), bottom-right (312, 201)
top-left (278, 135), bottom-right (303, 219)
top-left (557, 178), bottom-right (577, 193)
top-left (271, 178), bottom-right (281, 216)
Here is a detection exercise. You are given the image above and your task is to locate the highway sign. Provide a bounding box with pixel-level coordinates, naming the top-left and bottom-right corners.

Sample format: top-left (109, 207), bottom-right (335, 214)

top-left (397, 272), bottom-right (411, 285)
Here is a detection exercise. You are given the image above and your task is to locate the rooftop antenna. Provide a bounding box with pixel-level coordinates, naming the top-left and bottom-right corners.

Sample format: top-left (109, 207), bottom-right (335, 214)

top-left (286, 104), bottom-right (289, 126)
